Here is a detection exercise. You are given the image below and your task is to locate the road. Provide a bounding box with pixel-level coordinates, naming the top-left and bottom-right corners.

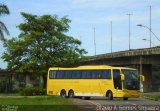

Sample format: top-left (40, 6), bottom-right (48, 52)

top-left (72, 97), bottom-right (160, 111)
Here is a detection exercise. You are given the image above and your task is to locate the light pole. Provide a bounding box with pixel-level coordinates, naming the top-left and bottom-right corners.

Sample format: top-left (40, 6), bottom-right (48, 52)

top-left (142, 38), bottom-right (155, 46)
top-left (137, 24), bottom-right (160, 46)
top-left (139, 56), bottom-right (143, 92)
top-left (93, 27), bottom-right (96, 55)
top-left (127, 14), bottom-right (132, 50)
top-left (110, 21), bottom-right (112, 53)
top-left (149, 6), bottom-right (152, 48)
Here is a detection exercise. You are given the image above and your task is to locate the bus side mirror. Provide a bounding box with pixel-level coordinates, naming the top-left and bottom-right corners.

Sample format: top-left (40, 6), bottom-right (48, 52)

top-left (120, 74), bottom-right (125, 81)
top-left (140, 75), bottom-right (145, 82)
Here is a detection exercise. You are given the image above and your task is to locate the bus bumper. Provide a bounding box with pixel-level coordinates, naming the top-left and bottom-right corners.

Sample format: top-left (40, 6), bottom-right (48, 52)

top-left (115, 90), bottom-right (140, 98)
top-left (122, 90), bottom-right (140, 98)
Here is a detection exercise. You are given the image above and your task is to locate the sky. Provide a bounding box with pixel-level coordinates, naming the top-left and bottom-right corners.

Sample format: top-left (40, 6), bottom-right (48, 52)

top-left (0, 0), bottom-right (160, 69)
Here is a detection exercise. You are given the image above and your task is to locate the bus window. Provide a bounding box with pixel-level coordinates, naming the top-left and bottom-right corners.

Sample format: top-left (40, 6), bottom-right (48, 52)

top-left (92, 70), bottom-right (101, 78)
top-left (102, 70), bottom-right (111, 79)
top-left (49, 70), bottom-right (56, 79)
top-left (56, 71), bottom-right (65, 79)
top-left (65, 71), bottom-right (72, 79)
top-left (72, 71), bottom-right (81, 79)
top-left (82, 71), bottom-right (91, 79)
top-left (113, 69), bottom-right (122, 90)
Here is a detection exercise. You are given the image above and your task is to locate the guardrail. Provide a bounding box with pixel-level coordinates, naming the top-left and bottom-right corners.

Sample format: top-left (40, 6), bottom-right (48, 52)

top-left (82, 47), bottom-right (160, 61)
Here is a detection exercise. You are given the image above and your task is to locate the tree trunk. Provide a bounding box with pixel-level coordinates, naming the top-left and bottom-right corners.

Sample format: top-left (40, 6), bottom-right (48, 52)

top-left (42, 74), bottom-right (47, 89)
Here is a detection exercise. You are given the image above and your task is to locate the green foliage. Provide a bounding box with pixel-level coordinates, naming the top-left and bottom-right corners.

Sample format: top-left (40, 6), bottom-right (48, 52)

top-left (2, 12), bottom-right (87, 87)
top-left (0, 77), bottom-right (7, 83)
top-left (152, 72), bottom-right (160, 79)
top-left (0, 76), bottom-right (11, 93)
top-left (0, 3), bottom-right (10, 41)
top-left (19, 88), bottom-right (46, 96)
top-left (0, 3), bottom-right (10, 15)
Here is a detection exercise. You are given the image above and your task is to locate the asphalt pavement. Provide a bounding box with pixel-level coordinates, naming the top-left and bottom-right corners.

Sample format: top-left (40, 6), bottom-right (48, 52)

top-left (72, 97), bottom-right (160, 111)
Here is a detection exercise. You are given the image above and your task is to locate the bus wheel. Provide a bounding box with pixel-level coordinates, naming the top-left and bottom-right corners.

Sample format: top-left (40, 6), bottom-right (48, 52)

top-left (60, 90), bottom-right (66, 98)
top-left (123, 97), bottom-right (128, 100)
top-left (68, 90), bottom-right (74, 98)
top-left (107, 91), bottom-right (113, 100)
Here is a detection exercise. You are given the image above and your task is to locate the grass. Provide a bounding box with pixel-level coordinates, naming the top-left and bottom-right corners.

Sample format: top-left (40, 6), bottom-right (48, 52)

top-left (142, 93), bottom-right (160, 101)
top-left (0, 96), bottom-right (76, 111)
top-left (145, 95), bottom-right (160, 101)
top-left (0, 93), bottom-right (20, 96)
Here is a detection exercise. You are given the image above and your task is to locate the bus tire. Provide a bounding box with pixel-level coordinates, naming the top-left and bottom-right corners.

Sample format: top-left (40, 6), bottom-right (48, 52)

top-left (123, 97), bottom-right (128, 100)
top-left (107, 91), bottom-right (113, 100)
top-left (60, 90), bottom-right (66, 98)
top-left (68, 90), bottom-right (74, 98)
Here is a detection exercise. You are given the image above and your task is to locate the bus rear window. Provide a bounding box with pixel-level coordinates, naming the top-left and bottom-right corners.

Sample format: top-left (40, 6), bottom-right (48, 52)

top-left (49, 70), bottom-right (56, 79)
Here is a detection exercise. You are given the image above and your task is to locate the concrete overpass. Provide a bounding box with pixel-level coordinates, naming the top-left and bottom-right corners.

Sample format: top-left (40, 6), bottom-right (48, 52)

top-left (81, 47), bottom-right (160, 92)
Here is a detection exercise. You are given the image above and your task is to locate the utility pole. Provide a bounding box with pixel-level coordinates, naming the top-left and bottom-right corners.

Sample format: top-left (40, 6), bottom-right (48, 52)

top-left (149, 6), bottom-right (152, 48)
top-left (140, 56), bottom-right (143, 92)
top-left (127, 14), bottom-right (132, 50)
top-left (93, 27), bottom-right (96, 55)
top-left (110, 21), bottom-right (112, 53)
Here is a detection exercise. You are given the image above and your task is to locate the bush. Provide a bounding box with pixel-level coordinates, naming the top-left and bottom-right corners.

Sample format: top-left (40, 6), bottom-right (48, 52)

top-left (19, 88), bottom-right (46, 96)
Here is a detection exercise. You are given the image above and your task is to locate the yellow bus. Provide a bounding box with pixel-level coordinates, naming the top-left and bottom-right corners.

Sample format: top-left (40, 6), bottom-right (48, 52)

top-left (47, 65), bottom-right (144, 100)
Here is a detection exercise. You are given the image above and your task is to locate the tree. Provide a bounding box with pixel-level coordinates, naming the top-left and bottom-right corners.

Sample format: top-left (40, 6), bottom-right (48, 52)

top-left (2, 12), bottom-right (87, 87)
top-left (0, 3), bottom-right (10, 41)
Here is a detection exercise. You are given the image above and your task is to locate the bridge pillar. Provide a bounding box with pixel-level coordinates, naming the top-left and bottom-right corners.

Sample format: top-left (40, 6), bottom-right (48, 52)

top-left (142, 64), bottom-right (152, 92)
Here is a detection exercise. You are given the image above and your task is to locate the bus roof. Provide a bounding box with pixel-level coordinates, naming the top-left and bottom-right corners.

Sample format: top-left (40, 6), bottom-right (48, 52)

top-left (49, 65), bottom-right (136, 70)
top-left (112, 66), bottom-right (136, 70)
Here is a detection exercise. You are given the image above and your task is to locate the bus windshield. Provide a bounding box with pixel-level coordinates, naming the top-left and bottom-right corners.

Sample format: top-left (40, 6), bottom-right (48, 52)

top-left (122, 69), bottom-right (140, 90)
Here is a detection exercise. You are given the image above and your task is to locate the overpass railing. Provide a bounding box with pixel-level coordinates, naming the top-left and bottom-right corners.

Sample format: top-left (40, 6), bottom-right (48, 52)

top-left (82, 47), bottom-right (160, 61)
